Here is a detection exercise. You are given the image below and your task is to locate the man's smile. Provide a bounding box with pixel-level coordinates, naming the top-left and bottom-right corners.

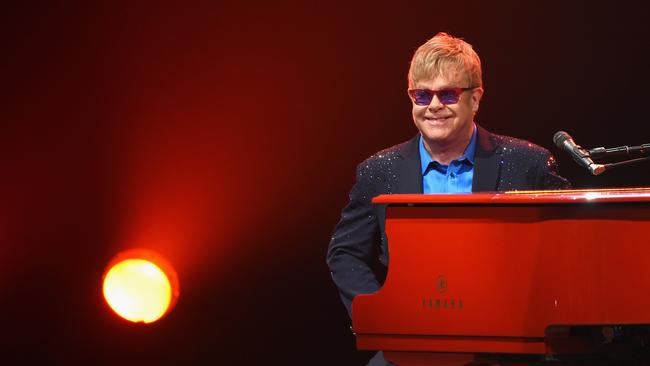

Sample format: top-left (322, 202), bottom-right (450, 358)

top-left (424, 116), bottom-right (452, 124)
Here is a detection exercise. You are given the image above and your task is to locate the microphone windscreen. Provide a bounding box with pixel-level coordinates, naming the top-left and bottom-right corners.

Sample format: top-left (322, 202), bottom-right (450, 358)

top-left (553, 131), bottom-right (571, 148)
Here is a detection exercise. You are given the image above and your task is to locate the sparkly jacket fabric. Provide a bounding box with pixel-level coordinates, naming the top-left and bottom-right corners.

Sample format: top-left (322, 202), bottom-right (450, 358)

top-left (327, 125), bottom-right (571, 316)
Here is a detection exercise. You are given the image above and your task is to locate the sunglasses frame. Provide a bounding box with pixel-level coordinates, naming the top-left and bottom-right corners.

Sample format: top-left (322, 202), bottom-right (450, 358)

top-left (407, 87), bottom-right (476, 106)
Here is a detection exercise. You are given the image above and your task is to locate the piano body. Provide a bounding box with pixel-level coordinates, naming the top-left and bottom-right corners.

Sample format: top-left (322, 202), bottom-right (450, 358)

top-left (353, 188), bottom-right (650, 365)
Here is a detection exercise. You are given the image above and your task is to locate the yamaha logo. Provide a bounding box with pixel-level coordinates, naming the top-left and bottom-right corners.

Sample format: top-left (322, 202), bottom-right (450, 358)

top-left (422, 275), bottom-right (463, 310)
top-left (436, 275), bottom-right (447, 293)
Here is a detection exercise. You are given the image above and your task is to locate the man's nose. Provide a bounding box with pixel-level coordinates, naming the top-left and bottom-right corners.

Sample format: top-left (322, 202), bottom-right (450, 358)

top-left (427, 94), bottom-right (444, 110)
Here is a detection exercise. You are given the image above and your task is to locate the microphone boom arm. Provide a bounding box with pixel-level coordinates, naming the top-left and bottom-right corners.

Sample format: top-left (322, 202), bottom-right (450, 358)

top-left (588, 143), bottom-right (650, 159)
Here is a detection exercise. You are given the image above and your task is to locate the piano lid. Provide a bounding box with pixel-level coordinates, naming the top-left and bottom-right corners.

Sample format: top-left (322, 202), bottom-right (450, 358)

top-left (372, 187), bottom-right (650, 205)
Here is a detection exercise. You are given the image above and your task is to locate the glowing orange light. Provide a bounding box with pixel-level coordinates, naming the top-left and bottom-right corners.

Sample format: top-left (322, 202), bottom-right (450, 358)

top-left (102, 249), bottom-right (179, 324)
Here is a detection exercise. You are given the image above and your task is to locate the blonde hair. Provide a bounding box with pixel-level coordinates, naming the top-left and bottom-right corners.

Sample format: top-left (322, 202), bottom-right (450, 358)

top-left (408, 32), bottom-right (483, 89)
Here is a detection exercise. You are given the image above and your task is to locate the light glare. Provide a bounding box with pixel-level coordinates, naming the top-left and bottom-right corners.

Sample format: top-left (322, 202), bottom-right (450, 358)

top-left (103, 254), bottom-right (177, 324)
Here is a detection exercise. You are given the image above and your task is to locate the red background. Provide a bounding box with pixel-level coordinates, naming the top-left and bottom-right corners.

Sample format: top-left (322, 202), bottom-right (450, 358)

top-left (2, 2), bottom-right (649, 365)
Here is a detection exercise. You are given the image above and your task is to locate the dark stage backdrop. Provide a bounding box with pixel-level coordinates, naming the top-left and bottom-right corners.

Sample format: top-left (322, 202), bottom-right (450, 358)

top-left (2, 2), bottom-right (649, 365)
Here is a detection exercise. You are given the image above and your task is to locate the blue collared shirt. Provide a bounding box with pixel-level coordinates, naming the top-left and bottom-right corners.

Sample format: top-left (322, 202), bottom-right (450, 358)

top-left (419, 124), bottom-right (477, 194)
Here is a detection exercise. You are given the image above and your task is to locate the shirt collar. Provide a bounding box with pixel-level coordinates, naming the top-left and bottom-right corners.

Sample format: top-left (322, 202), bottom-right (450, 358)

top-left (419, 123), bottom-right (478, 174)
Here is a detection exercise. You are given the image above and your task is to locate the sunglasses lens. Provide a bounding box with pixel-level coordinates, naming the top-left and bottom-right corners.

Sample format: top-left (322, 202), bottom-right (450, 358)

top-left (411, 88), bottom-right (465, 105)
top-left (438, 89), bottom-right (461, 104)
top-left (413, 90), bottom-right (433, 105)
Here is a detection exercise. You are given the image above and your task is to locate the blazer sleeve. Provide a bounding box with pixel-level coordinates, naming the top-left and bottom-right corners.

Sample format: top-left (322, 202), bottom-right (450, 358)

top-left (326, 162), bottom-right (382, 317)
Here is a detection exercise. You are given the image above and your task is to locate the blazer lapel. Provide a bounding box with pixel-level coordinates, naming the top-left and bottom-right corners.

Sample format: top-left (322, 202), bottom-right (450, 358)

top-left (396, 134), bottom-right (423, 194)
top-left (472, 125), bottom-right (502, 192)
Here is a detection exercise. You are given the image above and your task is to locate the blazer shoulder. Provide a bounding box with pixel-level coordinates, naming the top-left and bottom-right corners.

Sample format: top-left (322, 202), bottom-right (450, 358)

top-left (352, 137), bottom-right (417, 196)
top-left (488, 131), bottom-right (570, 189)
top-left (489, 132), bottom-right (554, 161)
top-left (357, 138), bottom-right (413, 173)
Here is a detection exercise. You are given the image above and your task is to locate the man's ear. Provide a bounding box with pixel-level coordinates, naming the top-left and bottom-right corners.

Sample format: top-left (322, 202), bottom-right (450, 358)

top-left (471, 87), bottom-right (484, 114)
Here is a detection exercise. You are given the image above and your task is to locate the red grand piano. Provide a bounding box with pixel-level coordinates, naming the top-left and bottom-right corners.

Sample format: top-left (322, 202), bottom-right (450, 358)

top-left (353, 188), bottom-right (650, 365)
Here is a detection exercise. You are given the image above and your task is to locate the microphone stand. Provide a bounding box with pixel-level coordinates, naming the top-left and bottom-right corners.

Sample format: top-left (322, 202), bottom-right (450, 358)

top-left (586, 143), bottom-right (650, 175)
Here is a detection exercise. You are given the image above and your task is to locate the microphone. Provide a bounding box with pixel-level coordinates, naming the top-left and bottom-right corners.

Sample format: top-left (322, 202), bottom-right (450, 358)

top-left (553, 131), bottom-right (606, 175)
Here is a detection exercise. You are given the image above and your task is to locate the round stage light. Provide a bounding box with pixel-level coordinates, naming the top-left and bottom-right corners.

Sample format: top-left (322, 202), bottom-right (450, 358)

top-left (102, 249), bottom-right (179, 324)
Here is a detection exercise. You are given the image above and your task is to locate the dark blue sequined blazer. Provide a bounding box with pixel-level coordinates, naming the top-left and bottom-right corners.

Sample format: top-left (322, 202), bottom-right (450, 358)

top-left (327, 125), bottom-right (571, 316)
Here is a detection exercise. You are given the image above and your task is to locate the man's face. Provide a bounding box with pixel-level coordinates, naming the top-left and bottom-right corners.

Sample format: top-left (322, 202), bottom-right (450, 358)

top-left (410, 70), bottom-right (483, 149)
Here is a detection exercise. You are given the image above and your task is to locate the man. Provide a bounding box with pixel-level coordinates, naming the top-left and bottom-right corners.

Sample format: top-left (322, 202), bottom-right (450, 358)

top-left (326, 32), bottom-right (570, 365)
